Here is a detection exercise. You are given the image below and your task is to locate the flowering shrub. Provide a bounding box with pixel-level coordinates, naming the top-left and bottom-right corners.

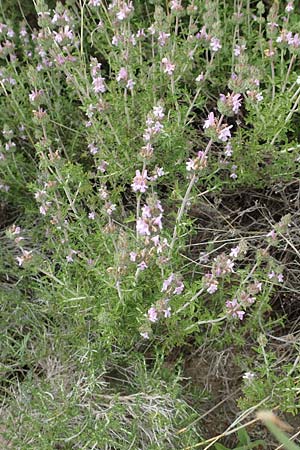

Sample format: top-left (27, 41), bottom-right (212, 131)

top-left (1, 0), bottom-right (300, 448)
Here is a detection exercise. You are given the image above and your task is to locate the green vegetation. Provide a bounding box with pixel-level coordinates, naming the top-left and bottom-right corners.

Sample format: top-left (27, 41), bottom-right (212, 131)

top-left (1, 0), bottom-right (300, 448)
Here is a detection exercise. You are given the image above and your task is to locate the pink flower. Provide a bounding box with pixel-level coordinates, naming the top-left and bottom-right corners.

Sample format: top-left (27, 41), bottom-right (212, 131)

top-left (138, 261), bottom-right (148, 271)
top-left (230, 246), bottom-right (240, 258)
top-left (99, 186), bottom-right (108, 200)
top-left (112, 35), bottom-right (120, 46)
top-left (212, 254), bottom-right (234, 277)
top-left (39, 202), bottom-right (52, 216)
top-left (246, 90), bottom-right (263, 102)
top-left (204, 273), bottom-right (219, 294)
top-left (126, 79), bottom-right (135, 90)
top-left (148, 24), bottom-right (156, 35)
top-left (16, 256), bottom-right (24, 266)
top-left (92, 76), bottom-right (106, 93)
top-left (266, 229), bottom-right (277, 240)
top-left (196, 72), bottom-right (205, 82)
top-left (153, 121), bottom-right (164, 133)
top-left (268, 271), bottom-right (275, 279)
top-left (173, 281), bottom-right (184, 295)
top-left (186, 159), bottom-right (196, 171)
top-left (277, 273), bottom-right (284, 283)
top-left (141, 204), bottom-right (152, 218)
top-left (170, 0), bottom-right (183, 11)
top-left (255, 281), bottom-right (262, 292)
top-left (53, 25), bottom-right (74, 44)
top-left (88, 143), bottom-right (98, 155)
top-left (243, 371), bottom-right (255, 382)
top-left (131, 169), bottom-right (148, 193)
top-left (226, 299), bottom-right (245, 320)
top-left (218, 125), bottom-right (232, 142)
top-left (115, 1), bottom-right (134, 21)
top-left (240, 291), bottom-right (256, 306)
top-left (140, 331), bottom-right (149, 339)
top-left (136, 218), bottom-right (150, 236)
top-left (16, 250), bottom-right (33, 266)
top-left (226, 258), bottom-right (234, 272)
top-left (203, 112), bottom-right (215, 129)
top-left (89, 0), bottom-right (101, 6)
top-left (234, 44), bottom-right (246, 56)
top-left (157, 32), bottom-right (170, 46)
top-left (224, 142), bottom-right (233, 157)
top-left (231, 93), bottom-right (242, 113)
top-left (152, 214), bottom-right (163, 230)
top-left (161, 57), bottom-right (176, 75)
top-left (29, 89), bottom-right (44, 103)
top-left (104, 202), bottom-right (116, 215)
top-left (230, 165), bottom-right (238, 179)
top-left (148, 307), bottom-right (158, 322)
top-left (97, 160), bottom-right (108, 173)
top-left (136, 29), bottom-right (146, 39)
top-left (162, 273), bottom-right (175, 292)
top-left (156, 167), bottom-right (165, 177)
top-left (151, 235), bottom-right (160, 247)
top-left (164, 307), bottom-right (171, 318)
top-left (155, 199), bottom-right (164, 212)
top-left (196, 26), bottom-right (208, 40)
top-left (66, 249), bottom-right (77, 263)
top-left (210, 37), bottom-right (222, 52)
top-left (186, 151), bottom-right (207, 172)
top-left (290, 34), bottom-right (300, 49)
top-left (116, 67), bottom-right (128, 82)
top-left (88, 211), bottom-right (96, 220)
top-left (153, 106), bottom-right (165, 119)
top-left (130, 252), bottom-right (137, 262)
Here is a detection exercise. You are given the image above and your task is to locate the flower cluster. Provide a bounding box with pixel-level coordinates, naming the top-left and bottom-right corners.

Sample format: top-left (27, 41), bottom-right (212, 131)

top-left (131, 169), bottom-right (148, 193)
top-left (29, 89), bottom-right (45, 104)
top-left (228, 68), bottom-right (263, 102)
top-left (170, 0), bottom-right (184, 13)
top-left (186, 151), bottom-right (208, 172)
top-left (276, 29), bottom-right (300, 52)
top-left (34, 184), bottom-right (54, 216)
top-left (16, 249), bottom-right (33, 267)
top-left (108, 0), bottom-right (134, 22)
top-left (140, 273), bottom-right (184, 339)
top-left (0, 126), bottom-right (16, 165)
top-left (226, 281), bottom-right (262, 320)
top-left (229, 241), bottom-right (248, 259)
top-left (131, 104), bottom-right (165, 195)
top-left (6, 224), bottom-right (24, 245)
top-left (5, 224), bottom-right (33, 267)
top-left (53, 25), bottom-right (74, 46)
top-left (161, 57), bottom-right (176, 76)
top-left (90, 57), bottom-right (106, 94)
top-left (218, 92), bottom-right (242, 116)
top-left (66, 249), bottom-right (78, 263)
top-left (266, 214), bottom-right (291, 246)
top-left (30, 3), bottom-right (78, 71)
top-left (136, 197), bottom-right (163, 237)
top-left (268, 270), bottom-right (284, 283)
top-left (115, 67), bottom-right (134, 90)
top-left (98, 184), bottom-right (117, 217)
top-left (203, 112), bottom-right (232, 142)
top-left (196, 26), bottom-right (222, 53)
top-left (203, 242), bottom-right (249, 295)
top-left (234, 44), bottom-right (246, 57)
top-left (203, 252), bottom-right (235, 294)
top-left (142, 104), bottom-right (165, 147)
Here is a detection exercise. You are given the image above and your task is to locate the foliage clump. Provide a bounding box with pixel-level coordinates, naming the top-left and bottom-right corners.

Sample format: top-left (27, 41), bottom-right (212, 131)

top-left (1, 0), bottom-right (300, 448)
